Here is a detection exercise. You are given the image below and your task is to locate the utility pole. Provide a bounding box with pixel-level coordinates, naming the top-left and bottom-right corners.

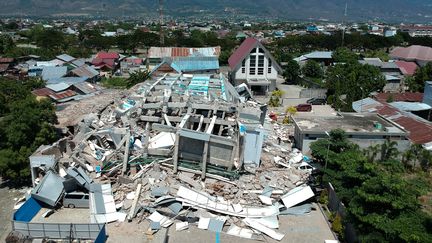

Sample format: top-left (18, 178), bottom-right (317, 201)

top-left (341, 2), bottom-right (348, 47)
top-left (159, 0), bottom-right (165, 46)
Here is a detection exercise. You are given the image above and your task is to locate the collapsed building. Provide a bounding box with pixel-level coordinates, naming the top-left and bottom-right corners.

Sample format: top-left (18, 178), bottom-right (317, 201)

top-left (11, 72), bottom-right (324, 242)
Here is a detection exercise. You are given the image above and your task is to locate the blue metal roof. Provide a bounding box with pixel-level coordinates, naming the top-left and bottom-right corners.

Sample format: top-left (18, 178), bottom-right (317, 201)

top-left (171, 57), bottom-right (219, 72)
top-left (41, 66), bottom-right (67, 81)
top-left (390, 102), bottom-right (431, 111)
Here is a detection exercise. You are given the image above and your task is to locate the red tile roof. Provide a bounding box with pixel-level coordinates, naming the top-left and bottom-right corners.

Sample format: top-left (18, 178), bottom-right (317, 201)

top-left (228, 37), bottom-right (259, 70)
top-left (92, 58), bottom-right (115, 69)
top-left (375, 92), bottom-right (424, 103)
top-left (395, 61), bottom-right (418, 76)
top-left (96, 52), bottom-right (119, 59)
top-left (390, 45), bottom-right (432, 62)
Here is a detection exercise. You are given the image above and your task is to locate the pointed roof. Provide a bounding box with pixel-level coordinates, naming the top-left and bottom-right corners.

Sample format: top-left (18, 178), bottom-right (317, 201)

top-left (228, 38), bottom-right (282, 73)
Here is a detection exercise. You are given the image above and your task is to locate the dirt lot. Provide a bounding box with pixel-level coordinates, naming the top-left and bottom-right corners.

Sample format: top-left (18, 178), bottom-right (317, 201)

top-left (0, 185), bottom-right (27, 241)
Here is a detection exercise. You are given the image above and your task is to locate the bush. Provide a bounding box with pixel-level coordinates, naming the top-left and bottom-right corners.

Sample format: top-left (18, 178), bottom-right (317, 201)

top-left (332, 213), bottom-right (344, 237)
top-left (319, 189), bottom-right (329, 205)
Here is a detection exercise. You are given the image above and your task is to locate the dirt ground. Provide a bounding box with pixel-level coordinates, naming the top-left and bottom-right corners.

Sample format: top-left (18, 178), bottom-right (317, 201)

top-left (0, 185), bottom-right (27, 242)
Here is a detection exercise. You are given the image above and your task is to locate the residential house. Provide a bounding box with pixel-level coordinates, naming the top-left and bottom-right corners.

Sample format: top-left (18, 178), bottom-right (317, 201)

top-left (390, 45), bottom-right (432, 67)
top-left (120, 56), bottom-right (144, 75)
top-left (69, 64), bottom-right (100, 83)
top-left (228, 38), bottom-right (282, 96)
top-left (293, 113), bottom-right (410, 155)
top-left (91, 52), bottom-right (120, 74)
top-left (395, 61), bottom-right (418, 76)
top-left (147, 46), bottom-right (221, 69)
top-left (353, 85), bottom-right (432, 150)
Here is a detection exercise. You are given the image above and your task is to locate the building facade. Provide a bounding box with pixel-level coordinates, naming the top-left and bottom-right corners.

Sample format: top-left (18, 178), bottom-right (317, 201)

top-left (229, 38), bottom-right (282, 96)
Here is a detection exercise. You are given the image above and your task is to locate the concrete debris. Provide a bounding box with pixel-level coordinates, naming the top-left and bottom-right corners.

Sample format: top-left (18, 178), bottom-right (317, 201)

top-left (176, 221), bottom-right (189, 231)
top-left (22, 73), bottom-right (317, 241)
top-left (243, 218), bottom-right (285, 241)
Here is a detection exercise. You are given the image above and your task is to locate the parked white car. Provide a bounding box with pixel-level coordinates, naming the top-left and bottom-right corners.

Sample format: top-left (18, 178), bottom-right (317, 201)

top-left (297, 162), bottom-right (316, 173)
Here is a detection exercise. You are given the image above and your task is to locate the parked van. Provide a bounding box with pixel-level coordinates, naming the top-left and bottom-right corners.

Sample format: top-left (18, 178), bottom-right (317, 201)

top-left (63, 192), bottom-right (89, 208)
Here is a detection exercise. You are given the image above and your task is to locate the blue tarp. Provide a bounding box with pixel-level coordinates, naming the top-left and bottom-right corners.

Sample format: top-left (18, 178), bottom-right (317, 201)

top-left (13, 197), bottom-right (42, 222)
top-left (94, 224), bottom-right (107, 243)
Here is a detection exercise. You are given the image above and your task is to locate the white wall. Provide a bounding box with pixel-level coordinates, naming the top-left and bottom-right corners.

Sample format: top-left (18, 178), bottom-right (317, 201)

top-left (232, 48), bottom-right (278, 81)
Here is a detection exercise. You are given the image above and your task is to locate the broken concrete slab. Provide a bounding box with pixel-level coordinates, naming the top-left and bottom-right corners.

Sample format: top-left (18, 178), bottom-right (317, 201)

top-left (281, 186), bottom-right (314, 209)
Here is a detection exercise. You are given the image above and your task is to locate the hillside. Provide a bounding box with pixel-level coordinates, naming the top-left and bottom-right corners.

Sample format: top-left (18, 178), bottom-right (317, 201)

top-left (0, 0), bottom-right (431, 22)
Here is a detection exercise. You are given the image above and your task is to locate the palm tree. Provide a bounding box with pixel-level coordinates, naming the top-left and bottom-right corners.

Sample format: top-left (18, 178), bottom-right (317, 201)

top-left (380, 139), bottom-right (399, 162)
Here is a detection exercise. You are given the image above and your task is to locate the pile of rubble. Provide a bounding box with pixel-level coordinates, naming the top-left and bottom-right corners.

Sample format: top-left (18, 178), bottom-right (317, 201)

top-left (24, 73), bottom-right (315, 241)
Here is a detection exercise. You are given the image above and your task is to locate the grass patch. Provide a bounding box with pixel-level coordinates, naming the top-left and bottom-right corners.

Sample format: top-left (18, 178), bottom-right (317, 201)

top-left (101, 77), bottom-right (128, 89)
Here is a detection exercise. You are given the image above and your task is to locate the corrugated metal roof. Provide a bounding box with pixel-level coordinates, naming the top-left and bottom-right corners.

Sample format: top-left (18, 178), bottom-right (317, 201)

top-left (304, 51), bottom-right (333, 59)
top-left (390, 102), bottom-right (432, 111)
top-left (148, 46), bottom-right (221, 59)
top-left (71, 59), bottom-right (86, 67)
top-left (73, 82), bottom-right (98, 94)
top-left (375, 92), bottom-right (423, 103)
top-left (352, 98), bottom-right (384, 113)
top-left (47, 77), bottom-right (88, 85)
top-left (41, 66), bottom-right (67, 81)
top-left (395, 61), bottom-right (418, 76)
top-left (354, 96), bottom-right (432, 144)
top-left (171, 56), bottom-right (219, 72)
top-left (56, 54), bottom-right (75, 62)
top-left (49, 90), bottom-right (77, 101)
top-left (390, 45), bottom-right (432, 62)
top-left (71, 64), bottom-right (99, 78)
top-left (46, 82), bottom-right (71, 92)
top-left (32, 88), bottom-right (55, 97)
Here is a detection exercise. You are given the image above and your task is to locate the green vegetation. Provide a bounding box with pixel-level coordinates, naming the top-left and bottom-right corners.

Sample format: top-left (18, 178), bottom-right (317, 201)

top-left (311, 130), bottom-right (432, 242)
top-left (102, 77), bottom-right (129, 89)
top-left (302, 60), bottom-right (323, 78)
top-left (283, 59), bottom-right (300, 83)
top-left (102, 70), bottom-right (150, 89)
top-left (326, 61), bottom-right (386, 111)
top-left (409, 62), bottom-right (432, 92)
top-left (332, 47), bottom-right (358, 63)
top-left (0, 78), bottom-right (58, 183)
top-left (268, 90), bottom-right (284, 107)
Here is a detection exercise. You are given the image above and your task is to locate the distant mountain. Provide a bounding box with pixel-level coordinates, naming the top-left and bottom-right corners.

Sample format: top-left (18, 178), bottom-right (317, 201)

top-left (1, 0), bottom-right (432, 22)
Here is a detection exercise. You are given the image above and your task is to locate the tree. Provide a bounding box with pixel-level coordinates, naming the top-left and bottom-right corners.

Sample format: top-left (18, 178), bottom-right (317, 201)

top-left (283, 60), bottom-right (300, 83)
top-left (35, 29), bottom-right (66, 50)
top-left (332, 47), bottom-right (358, 63)
top-left (410, 62), bottom-right (432, 92)
top-left (0, 34), bottom-right (15, 54)
top-left (326, 62), bottom-right (386, 111)
top-left (0, 78), bottom-right (58, 183)
top-left (302, 60), bottom-right (323, 78)
top-left (127, 70), bottom-right (150, 88)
